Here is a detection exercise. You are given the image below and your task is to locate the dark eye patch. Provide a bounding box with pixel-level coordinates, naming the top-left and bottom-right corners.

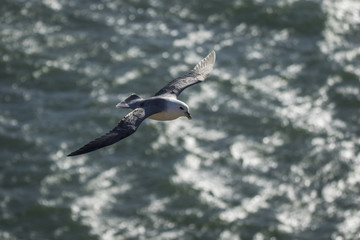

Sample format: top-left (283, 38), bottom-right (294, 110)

top-left (179, 106), bottom-right (184, 110)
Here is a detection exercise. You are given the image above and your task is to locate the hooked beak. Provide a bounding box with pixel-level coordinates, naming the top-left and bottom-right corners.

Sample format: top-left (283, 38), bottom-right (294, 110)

top-left (185, 111), bottom-right (192, 120)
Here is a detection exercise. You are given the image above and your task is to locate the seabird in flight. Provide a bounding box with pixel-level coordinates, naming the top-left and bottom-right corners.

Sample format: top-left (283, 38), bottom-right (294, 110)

top-left (68, 50), bottom-right (216, 156)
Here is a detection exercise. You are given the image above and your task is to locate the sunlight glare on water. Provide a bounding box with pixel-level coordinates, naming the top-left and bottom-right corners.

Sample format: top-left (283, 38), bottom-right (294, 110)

top-left (1, 0), bottom-right (360, 239)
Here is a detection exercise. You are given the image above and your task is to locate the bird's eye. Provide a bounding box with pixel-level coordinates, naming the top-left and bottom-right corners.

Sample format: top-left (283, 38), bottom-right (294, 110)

top-left (179, 106), bottom-right (184, 110)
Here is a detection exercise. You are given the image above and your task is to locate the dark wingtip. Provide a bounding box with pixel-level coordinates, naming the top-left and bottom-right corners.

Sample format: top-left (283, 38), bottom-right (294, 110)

top-left (67, 148), bottom-right (90, 157)
top-left (67, 140), bottom-right (104, 157)
top-left (67, 152), bottom-right (78, 157)
top-left (67, 149), bottom-right (91, 157)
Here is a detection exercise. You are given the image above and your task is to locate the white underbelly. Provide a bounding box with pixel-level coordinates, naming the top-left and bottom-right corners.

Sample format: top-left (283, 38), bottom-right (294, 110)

top-left (149, 111), bottom-right (180, 121)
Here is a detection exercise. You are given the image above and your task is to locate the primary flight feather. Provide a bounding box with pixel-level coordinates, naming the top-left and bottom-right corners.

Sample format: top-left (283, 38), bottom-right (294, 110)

top-left (68, 50), bottom-right (216, 156)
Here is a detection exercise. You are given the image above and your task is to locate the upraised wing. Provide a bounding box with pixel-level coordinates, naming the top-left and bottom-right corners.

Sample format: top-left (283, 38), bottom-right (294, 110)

top-left (154, 50), bottom-right (216, 98)
top-left (67, 107), bottom-right (160, 156)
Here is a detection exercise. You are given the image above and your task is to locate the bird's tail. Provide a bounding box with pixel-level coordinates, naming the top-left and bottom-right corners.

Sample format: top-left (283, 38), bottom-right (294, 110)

top-left (116, 93), bottom-right (142, 108)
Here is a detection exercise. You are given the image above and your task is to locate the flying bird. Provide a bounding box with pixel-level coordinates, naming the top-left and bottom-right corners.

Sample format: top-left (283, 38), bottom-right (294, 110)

top-left (68, 50), bottom-right (216, 156)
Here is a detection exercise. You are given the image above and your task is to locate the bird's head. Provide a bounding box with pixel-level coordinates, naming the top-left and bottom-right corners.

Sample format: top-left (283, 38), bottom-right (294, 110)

top-left (177, 102), bottom-right (192, 120)
top-left (165, 98), bottom-right (192, 120)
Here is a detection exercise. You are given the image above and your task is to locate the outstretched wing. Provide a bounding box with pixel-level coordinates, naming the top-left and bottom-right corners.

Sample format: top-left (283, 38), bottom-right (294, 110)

top-left (67, 107), bottom-right (160, 156)
top-left (154, 50), bottom-right (216, 98)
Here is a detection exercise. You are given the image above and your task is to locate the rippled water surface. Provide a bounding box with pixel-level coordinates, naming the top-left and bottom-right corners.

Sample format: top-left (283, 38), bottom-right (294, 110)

top-left (1, 0), bottom-right (360, 239)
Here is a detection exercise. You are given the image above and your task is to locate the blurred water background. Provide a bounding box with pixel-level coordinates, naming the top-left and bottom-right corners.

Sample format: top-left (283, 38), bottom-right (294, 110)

top-left (1, 0), bottom-right (360, 239)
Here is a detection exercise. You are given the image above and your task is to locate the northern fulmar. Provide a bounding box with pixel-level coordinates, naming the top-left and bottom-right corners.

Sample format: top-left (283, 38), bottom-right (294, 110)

top-left (68, 50), bottom-right (216, 156)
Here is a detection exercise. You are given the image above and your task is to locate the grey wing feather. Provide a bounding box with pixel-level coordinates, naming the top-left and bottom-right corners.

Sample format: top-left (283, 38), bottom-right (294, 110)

top-left (154, 50), bottom-right (216, 98)
top-left (67, 107), bottom-right (159, 156)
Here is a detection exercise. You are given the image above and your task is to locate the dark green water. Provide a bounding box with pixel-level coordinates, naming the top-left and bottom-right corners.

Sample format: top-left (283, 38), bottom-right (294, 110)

top-left (1, 0), bottom-right (360, 239)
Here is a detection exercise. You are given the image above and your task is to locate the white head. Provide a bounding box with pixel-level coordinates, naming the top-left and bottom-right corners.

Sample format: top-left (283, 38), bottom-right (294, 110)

top-left (167, 99), bottom-right (192, 120)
